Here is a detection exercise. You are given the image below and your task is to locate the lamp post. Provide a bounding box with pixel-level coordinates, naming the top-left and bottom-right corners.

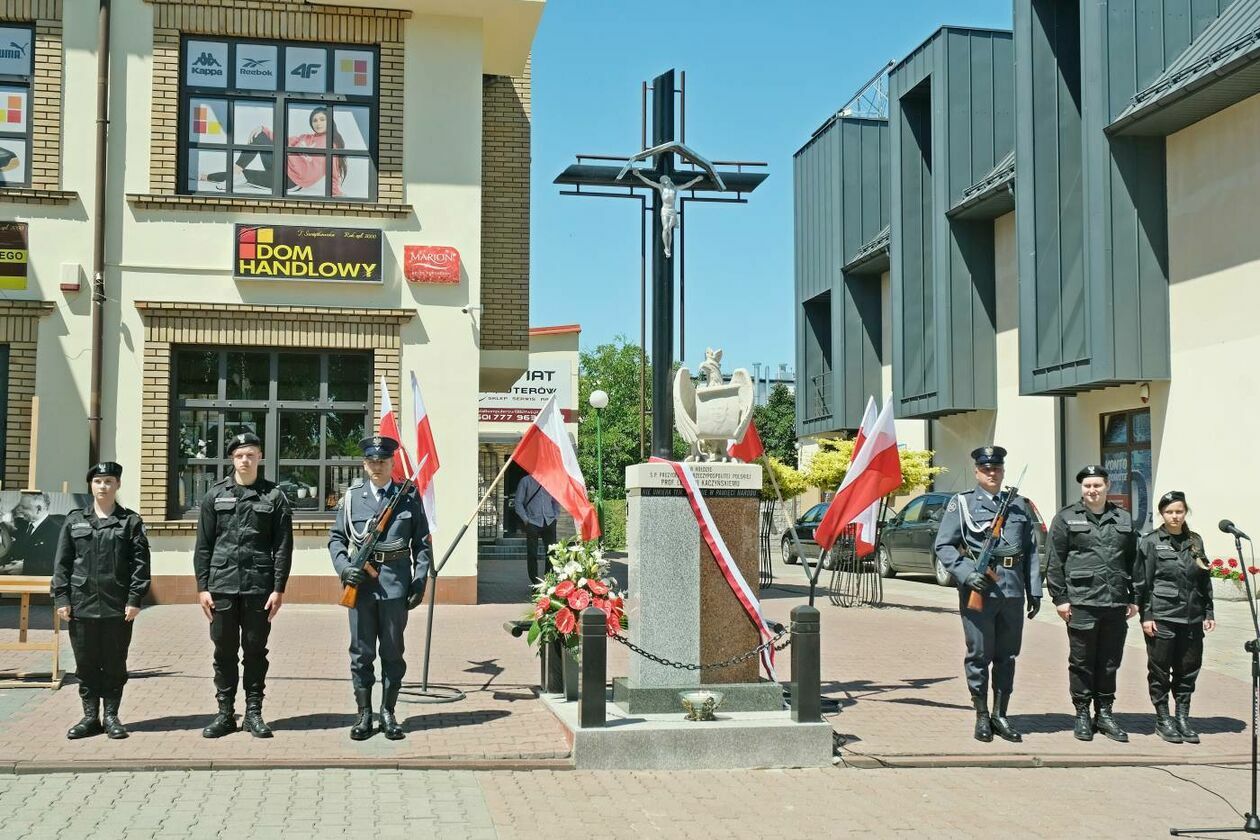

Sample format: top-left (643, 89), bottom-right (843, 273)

top-left (589, 389), bottom-right (609, 539)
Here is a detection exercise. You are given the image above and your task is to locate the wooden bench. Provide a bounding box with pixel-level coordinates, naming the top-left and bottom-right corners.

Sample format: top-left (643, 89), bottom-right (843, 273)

top-left (0, 576), bottom-right (61, 689)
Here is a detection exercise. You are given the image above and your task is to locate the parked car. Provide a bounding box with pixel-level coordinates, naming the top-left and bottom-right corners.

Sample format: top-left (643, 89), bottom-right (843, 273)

top-left (780, 502), bottom-right (829, 566)
top-left (877, 492), bottom-right (1049, 586)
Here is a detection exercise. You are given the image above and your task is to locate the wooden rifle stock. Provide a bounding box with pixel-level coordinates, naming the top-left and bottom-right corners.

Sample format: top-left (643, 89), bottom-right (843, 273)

top-left (965, 567), bottom-right (1000, 611)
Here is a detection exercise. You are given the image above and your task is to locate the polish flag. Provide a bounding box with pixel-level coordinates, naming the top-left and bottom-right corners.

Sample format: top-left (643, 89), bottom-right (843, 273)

top-left (378, 375), bottom-right (414, 483)
top-left (728, 419), bottom-right (765, 463)
top-left (510, 394), bottom-right (601, 541)
top-left (411, 371), bottom-right (440, 533)
top-left (851, 397), bottom-right (880, 558)
top-left (814, 399), bottom-right (902, 553)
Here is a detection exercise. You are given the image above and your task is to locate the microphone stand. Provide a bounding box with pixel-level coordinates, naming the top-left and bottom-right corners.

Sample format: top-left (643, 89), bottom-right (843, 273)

top-left (1171, 529), bottom-right (1260, 836)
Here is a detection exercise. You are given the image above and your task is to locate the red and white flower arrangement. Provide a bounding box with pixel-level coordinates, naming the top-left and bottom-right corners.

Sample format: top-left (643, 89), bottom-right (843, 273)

top-left (525, 536), bottom-right (628, 651)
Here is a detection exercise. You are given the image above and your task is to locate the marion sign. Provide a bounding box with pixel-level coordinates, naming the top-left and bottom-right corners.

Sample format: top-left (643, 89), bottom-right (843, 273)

top-left (235, 224), bottom-right (382, 283)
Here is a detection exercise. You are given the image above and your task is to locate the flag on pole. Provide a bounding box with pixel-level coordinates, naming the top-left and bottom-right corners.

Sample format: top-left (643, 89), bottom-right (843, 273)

top-left (814, 399), bottom-right (902, 553)
top-left (728, 419), bottom-right (765, 463)
top-left (510, 394), bottom-right (601, 541)
top-left (378, 375), bottom-right (414, 484)
top-left (851, 397), bottom-right (881, 558)
top-left (410, 371), bottom-right (440, 533)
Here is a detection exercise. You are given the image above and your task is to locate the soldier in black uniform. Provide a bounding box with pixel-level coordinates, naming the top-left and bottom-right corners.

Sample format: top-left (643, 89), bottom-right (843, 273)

top-left (52, 462), bottom-right (150, 739)
top-left (1135, 490), bottom-right (1214, 743)
top-left (934, 446), bottom-right (1041, 743)
top-left (194, 432), bottom-right (293, 739)
top-left (329, 435), bottom-right (430, 741)
top-left (1045, 465), bottom-right (1138, 742)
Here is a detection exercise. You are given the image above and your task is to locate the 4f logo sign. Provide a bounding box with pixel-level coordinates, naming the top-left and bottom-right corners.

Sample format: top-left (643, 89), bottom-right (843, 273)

top-left (290, 63), bottom-right (322, 80)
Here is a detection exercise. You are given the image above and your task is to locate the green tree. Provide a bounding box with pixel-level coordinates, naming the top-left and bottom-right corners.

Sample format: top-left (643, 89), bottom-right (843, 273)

top-left (752, 383), bottom-right (799, 467)
top-left (803, 437), bottom-right (945, 497)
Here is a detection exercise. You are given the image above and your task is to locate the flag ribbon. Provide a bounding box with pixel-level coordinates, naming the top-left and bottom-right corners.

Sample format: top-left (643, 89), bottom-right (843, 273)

top-left (649, 456), bottom-right (778, 683)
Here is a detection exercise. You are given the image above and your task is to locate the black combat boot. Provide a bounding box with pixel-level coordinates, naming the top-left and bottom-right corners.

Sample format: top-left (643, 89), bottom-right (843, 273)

top-left (1155, 701), bottom-right (1183, 743)
top-left (102, 695), bottom-right (128, 740)
top-left (1174, 694), bottom-right (1200, 744)
top-left (243, 695), bottom-right (273, 738)
top-left (990, 690), bottom-right (1023, 743)
top-left (1072, 701), bottom-right (1094, 741)
top-left (380, 685), bottom-right (404, 740)
top-left (972, 695), bottom-right (993, 743)
top-left (1093, 699), bottom-right (1128, 743)
top-left (67, 696), bottom-right (103, 740)
top-left (201, 695), bottom-right (238, 739)
top-left (350, 688), bottom-right (374, 741)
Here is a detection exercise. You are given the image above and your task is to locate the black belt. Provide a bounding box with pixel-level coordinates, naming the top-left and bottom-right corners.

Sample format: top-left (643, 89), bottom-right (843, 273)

top-left (372, 548), bottom-right (410, 563)
top-left (997, 555), bottom-right (1023, 569)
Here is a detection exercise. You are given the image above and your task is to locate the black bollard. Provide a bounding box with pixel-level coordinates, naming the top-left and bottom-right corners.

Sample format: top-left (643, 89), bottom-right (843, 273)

top-left (544, 639), bottom-right (564, 694)
top-left (790, 605), bottom-right (821, 723)
top-left (579, 607), bottom-right (607, 728)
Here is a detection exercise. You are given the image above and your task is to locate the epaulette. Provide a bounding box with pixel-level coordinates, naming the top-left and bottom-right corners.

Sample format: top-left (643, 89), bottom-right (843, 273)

top-left (349, 478), bottom-right (365, 489)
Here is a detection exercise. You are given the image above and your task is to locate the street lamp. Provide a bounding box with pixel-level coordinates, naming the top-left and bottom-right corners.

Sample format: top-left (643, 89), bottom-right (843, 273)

top-left (589, 389), bottom-right (609, 540)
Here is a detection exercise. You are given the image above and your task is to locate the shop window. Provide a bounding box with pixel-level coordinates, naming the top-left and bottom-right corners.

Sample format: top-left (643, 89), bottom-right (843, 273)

top-left (0, 25), bottom-right (34, 188)
top-left (172, 348), bottom-right (372, 517)
top-left (179, 37), bottom-right (378, 200)
top-left (1100, 408), bottom-right (1153, 529)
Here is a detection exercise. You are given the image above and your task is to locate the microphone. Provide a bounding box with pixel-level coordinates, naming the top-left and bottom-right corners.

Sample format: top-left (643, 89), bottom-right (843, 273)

top-left (1219, 519), bottom-right (1252, 541)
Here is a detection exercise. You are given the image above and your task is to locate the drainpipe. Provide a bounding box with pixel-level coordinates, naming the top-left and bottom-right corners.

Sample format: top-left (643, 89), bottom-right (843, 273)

top-left (89, 0), bottom-right (111, 465)
top-left (1057, 396), bottom-right (1068, 508)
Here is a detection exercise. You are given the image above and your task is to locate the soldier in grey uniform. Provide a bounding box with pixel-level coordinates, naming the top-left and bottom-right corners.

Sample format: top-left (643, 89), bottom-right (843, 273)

top-left (934, 446), bottom-right (1042, 743)
top-left (329, 435), bottom-right (431, 741)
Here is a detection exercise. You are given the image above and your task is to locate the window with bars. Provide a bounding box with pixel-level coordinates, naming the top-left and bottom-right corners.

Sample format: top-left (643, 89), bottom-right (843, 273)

top-left (1100, 408), bottom-right (1153, 530)
top-left (0, 24), bottom-right (34, 188)
top-left (179, 37), bottom-right (378, 201)
top-left (172, 348), bottom-right (372, 517)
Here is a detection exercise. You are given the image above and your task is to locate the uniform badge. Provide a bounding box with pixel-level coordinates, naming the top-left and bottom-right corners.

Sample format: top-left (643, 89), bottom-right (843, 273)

top-left (946, 497), bottom-right (958, 512)
top-left (373, 435), bottom-right (382, 447)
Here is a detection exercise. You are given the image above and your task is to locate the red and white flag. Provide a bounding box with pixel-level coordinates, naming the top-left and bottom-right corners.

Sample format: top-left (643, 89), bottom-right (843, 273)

top-left (814, 398), bottom-right (902, 553)
top-left (410, 372), bottom-right (440, 533)
top-left (511, 394), bottom-right (601, 541)
top-left (851, 397), bottom-right (880, 558)
top-left (378, 376), bottom-right (414, 484)
top-left (728, 419), bottom-right (765, 463)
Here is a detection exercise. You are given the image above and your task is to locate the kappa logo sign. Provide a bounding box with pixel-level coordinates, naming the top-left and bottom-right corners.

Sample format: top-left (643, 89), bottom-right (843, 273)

top-left (190, 50), bottom-right (224, 78)
top-left (290, 62), bottom-right (322, 80)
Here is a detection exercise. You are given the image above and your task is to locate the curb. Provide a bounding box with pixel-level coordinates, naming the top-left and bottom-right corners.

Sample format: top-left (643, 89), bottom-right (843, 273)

top-left (0, 756), bottom-right (576, 775)
top-left (837, 751), bottom-right (1252, 770)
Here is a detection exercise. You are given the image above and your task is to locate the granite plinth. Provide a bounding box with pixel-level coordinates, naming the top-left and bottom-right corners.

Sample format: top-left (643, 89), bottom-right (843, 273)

top-left (611, 677), bottom-right (785, 713)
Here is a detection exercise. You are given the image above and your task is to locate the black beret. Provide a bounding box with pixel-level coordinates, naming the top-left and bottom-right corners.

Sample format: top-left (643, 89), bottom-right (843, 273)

top-left (1158, 490), bottom-right (1187, 512)
top-left (85, 461), bottom-right (123, 482)
top-left (1075, 464), bottom-right (1108, 483)
top-left (226, 431), bottom-right (263, 455)
top-left (970, 446), bottom-right (1007, 466)
top-left (359, 434), bottom-right (400, 460)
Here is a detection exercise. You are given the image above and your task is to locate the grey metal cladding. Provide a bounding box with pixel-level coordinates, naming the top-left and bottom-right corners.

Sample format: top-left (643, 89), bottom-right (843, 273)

top-left (1017, 0), bottom-right (1225, 395)
top-left (890, 27), bottom-right (1013, 419)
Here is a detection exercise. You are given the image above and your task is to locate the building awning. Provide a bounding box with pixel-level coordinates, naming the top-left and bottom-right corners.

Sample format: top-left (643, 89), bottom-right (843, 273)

top-left (1109, 0), bottom-right (1260, 136)
top-left (843, 225), bottom-right (890, 276)
top-left (948, 151), bottom-right (1015, 220)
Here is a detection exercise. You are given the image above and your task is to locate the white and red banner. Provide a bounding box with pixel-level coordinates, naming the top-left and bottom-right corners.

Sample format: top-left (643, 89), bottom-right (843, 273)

top-left (650, 456), bottom-right (779, 683)
top-left (410, 371), bottom-right (440, 533)
top-left (511, 394), bottom-right (601, 541)
top-left (851, 397), bottom-right (880, 558)
top-left (815, 398), bottom-right (902, 553)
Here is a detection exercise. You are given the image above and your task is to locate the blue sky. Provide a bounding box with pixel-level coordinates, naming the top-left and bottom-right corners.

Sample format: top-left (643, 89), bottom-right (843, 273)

top-left (528, 0), bottom-right (1012, 377)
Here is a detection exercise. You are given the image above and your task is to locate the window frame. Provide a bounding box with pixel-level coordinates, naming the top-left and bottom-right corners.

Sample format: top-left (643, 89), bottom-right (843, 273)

top-left (1099, 408), bottom-right (1153, 529)
top-left (0, 343), bottom-right (8, 469)
top-left (177, 35), bottom-right (380, 202)
top-left (0, 23), bottom-right (35, 190)
top-left (171, 347), bottom-right (373, 519)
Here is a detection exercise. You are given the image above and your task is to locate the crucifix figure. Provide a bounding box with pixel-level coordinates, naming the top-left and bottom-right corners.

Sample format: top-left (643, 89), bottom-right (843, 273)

top-left (555, 69), bottom-right (768, 459)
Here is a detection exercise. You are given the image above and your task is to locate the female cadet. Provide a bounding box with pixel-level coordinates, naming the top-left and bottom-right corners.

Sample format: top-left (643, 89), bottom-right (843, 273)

top-left (52, 462), bottom-right (151, 739)
top-left (1135, 490), bottom-right (1215, 743)
top-left (1045, 465), bottom-right (1138, 743)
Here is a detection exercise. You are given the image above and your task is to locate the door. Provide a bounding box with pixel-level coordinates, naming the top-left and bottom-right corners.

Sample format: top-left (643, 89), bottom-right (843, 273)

top-left (794, 503), bottom-right (828, 560)
top-left (912, 496), bottom-right (948, 572)
top-left (882, 496), bottom-right (927, 571)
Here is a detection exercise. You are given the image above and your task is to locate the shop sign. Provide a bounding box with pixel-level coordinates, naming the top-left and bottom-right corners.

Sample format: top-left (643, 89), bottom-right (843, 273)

top-left (0, 222), bottom-right (27, 290)
top-left (404, 245), bottom-right (461, 284)
top-left (479, 361), bottom-right (576, 423)
top-left (235, 224), bottom-right (381, 283)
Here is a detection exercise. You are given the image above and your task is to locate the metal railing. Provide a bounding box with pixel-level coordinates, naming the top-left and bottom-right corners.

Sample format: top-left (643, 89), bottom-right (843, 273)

top-left (805, 372), bottom-right (832, 421)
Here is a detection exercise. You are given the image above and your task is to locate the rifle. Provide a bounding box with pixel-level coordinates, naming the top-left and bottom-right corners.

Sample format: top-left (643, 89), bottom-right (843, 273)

top-left (965, 465), bottom-right (1028, 612)
top-left (338, 475), bottom-right (418, 609)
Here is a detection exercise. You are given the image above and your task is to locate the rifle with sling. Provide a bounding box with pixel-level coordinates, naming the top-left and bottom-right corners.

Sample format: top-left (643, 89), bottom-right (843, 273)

top-left (338, 455), bottom-right (428, 609)
top-left (965, 465), bottom-right (1028, 612)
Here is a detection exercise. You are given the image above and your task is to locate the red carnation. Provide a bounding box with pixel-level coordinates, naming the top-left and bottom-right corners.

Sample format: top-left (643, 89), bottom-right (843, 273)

top-left (606, 609), bottom-right (621, 636)
top-left (588, 579), bottom-right (610, 596)
top-left (567, 589), bottom-right (591, 611)
top-left (554, 580), bottom-right (576, 598)
top-left (554, 607), bottom-right (576, 636)
top-left (1249, 567), bottom-right (1260, 576)
top-left (1229, 558), bottom-right (1239, 568)
top-left (1212, 558), bottom-right (1225, 567)
top-left (533, 596), bottom-right (550, 619)
top-left (592, 596), bottom-right (609, 614)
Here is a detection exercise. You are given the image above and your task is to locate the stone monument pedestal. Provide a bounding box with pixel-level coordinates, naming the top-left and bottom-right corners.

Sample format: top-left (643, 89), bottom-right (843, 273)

top-left (614, 461), bottom-right (782, 713)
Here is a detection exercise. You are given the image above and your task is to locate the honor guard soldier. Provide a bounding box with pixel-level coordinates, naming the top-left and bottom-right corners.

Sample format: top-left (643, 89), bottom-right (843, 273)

top-left (52, 462), bottom-right (150, 740)
top-left (194, 432), bottom-right (293, 739)
top-left (328, 435), bottom-right (431, 741)
top-left (934, 446), bottom-right (1042, 743)
top-left (1045, 465), bottom-right (1138, 742)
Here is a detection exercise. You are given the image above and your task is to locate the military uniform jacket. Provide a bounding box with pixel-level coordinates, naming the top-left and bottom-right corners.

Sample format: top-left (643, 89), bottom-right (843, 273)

top-left (934, 488), bottom-right (1042, 600)
top-left (1135, 527), bottom-right (1213, 624)
top-left (51, 506), bottom-right (151, 619)
top-left (328, 481), bottom-right (431, 601)
top-left (1045, 501), bottom-right (1136, 608)
top-left (193, 476), bottom-right (293, 595)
